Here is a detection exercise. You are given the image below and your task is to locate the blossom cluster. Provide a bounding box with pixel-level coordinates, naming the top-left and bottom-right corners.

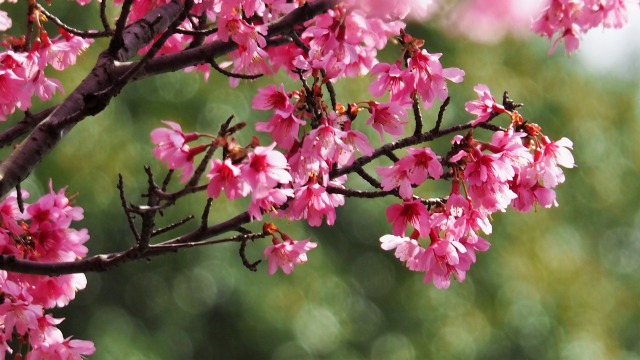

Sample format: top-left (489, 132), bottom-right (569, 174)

top-left (0, 0), bottom-right (631, 122)
top-left (149, 9), bottom-right (575, 289)
top-left (380, 98), bottom-right (574, 288)
top-left (532, 0), bottom-right (628, 53)
top-left (0, 183), bottom-right (94, 358)
top-left (0, 27), bottom-right (92, 121)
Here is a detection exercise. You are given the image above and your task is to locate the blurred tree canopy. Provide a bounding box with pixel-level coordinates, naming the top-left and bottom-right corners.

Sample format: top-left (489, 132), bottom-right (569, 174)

top-left (3, 2), bottom-right (639, 359)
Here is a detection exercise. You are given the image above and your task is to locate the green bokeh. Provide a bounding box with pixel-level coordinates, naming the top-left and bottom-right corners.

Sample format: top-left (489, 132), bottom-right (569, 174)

top-left (1, 3), bottom-right (639, 359)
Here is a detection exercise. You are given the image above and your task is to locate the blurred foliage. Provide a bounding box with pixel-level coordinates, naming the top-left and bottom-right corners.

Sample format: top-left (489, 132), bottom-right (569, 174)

top-left (1, 1), bottom-right (640, 359)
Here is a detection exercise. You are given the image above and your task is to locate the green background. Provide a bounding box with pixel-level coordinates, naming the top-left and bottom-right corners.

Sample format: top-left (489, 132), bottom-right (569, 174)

top-left (2, 2), bottom-right (640, 359)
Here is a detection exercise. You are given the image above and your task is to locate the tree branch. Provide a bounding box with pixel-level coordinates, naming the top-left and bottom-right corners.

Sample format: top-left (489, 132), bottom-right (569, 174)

top-left (0, 0), bottom-right (338, 198)
top-left (0, 1), bottom-right (185, 197)
top-left (0, 208), bottom-right (255, 276)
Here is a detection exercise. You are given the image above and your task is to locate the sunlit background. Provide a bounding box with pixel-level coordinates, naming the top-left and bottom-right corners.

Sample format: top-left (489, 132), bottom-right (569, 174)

top-left (2, 1), bottom-right (640, 359)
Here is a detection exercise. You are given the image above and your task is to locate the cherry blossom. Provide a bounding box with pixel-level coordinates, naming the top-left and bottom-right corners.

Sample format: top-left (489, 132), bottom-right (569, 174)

top-left (151, 121), bottom-right (205, 182)
top-left (407, 49), bottom-right (465, 109)
top-left (252, 84), bottom-right (292, 111)
top-left (385, 200), bottom-right (431, 238)
top-left (206, 159), bottom-right (250, 200)
top-left (532, 0), bottom-right (629, 53)
top-left (465, 83), bottom-right (506, 125)
top-left (366, 100), bottom-right (409, 141)
top-left (264, 236), bottom-right (317, 275)
top-left (289, 181), bottom-right (345, 226)
top-left (536, 136), bottom-right (575, 188)
top-left (0, 0), bottom-right (593, 352)
top-left (242, 142), bottom-right (292, 191)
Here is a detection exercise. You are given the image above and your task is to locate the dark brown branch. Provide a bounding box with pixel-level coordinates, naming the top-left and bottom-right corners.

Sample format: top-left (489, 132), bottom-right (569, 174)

top-left (0, 107), bottom-right (56, 149)
top-left (412, 94), bottom-right (423, 136)
top-left (0, 1), bottom-right (186, 197)
top-left (354, 168), bottom-right (382, 188)
top-left (433, 96), bottom-right (450, 133)
top-left (108, 0), bottom-right (136, 55)
top-left (326, 187), bottom-right (394, 199)
top-left (177, 26), bottom-right (218, 37)
top-left (138, 166), bottom-right (161, 247)
top-left (209, 59), bottom-right (264, 80)
top-left (100, 0), bottom-right (112, 32)
top-left (0, 0), bottom-right (338, 199)
top-left (151, 215), bottom-right (195, 237)
top-left (15, 183), bottom-right (24, 213)
top-left (0, 229), bottom-right (263, 276)
top-left (118, 174), bottom-right (140, 242)
top-left (331, 121), bottom-right (483, 179)
top-left (200, 198), bottom-right (213, 231)
top-left (239, 235), bottom-right (263, 272)
top-left (129, 0), bottom-right (339, 80)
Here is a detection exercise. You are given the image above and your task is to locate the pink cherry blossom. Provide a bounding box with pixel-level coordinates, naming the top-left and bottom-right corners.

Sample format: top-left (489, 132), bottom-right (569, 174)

top-left (0, 50), bottom-right (62, 121)
top-left (0, 296), bottom-right (42, 336)
top-left (532, 0), bottom-right (629, 53)
top-left (26, 338), bottom-right (96, 360)
top-left (252, 83), bottom-right (291, 111)
top-left (256, 109), bottom-right (306, 150)
top-left (301, 121), bottom-right (348, 168)
top-left (44, 31), bottom-right (94, 71)
top-left (339, 126), bottom-right (374, 166)
top-left (207, 159), bottom-right (250, 200)
top-left (464, 149), bottom-right (515, 185)
top-left (465, 83), bottom-right (506, 125)
top-left (510, 166), bottom-right (558, 212)
top-left (407, 49), bottom-right (465, 109)
top-left (376, 162), bottom-right (414, 199)
top-left (248, 187), bottom-right (293, 221)
top-left (27, 274), bottom-right (87, 308)
top-left (368, 62), bottom-right (413, 100)
top-left (25, 181), bottom-right (84, 230)
top-left (488, 128), bottom-right (533, 169)
top-left (150, 121), bottom-right (202, 182)
top-left (536, 136), bottom-right (575, 188)
top-left (380, 234), bottom-right (425, 271)
top-left (0, 10), bottom-right (12, 32)
top-left (366, 100), bottom-right (409, 141)
top-left (401, 147), bottom-right (444, 183)
top-left (289, 182), bottom-right (345, 226)
top-left (385, 199), bottom-right (431, 237)
top-left (348, 0), bottom-right (432, 20)
top-left (445, 0), bottom-right (538, 43)
top-left (264, 236), bottom-right (317, 275)
top-left (242, 143), bottom-right (292, 191)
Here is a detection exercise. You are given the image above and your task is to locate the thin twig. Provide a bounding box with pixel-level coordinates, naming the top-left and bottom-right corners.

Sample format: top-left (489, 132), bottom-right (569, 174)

top-left (161, 170), bottom-right (174, 191)
top-left (0, 107), bottom-right (56, 149)
top-left (186, 13), bottom-right (209, 49)
top-left (151, 215), bottom-right (195, 238)
top-left (108, 0), bottom-right (136, 54)
top-left (326, 187), bottom-right (394, 199)
top-left (177, 26), bottom-right (218, 37)
top-left (354, 167), bottom-right (382, 188)
top-left (100, 0), bottom-right (112, 32)
top-left (138, 166), bottom-right (160, 247)
top-left (433, 96), bottom-right (450, 133)
top-left (200, 198), bottom-right (213, 231)
top-left (188, 141), bottom-right (217, 188)
top-left (15, 184), bottom-right (24, 213)
top-left (118, 174), bottom-right (141, 242)
top-left (331, 120), bottom-right (490, 179)
top-left (37, 4), bottom-right (113, 38)
top-left (209, 59), bottom-right (263, 80)
top-left (412, 94), bottom-right (423, 136)
top-left (239, 235), bottom-right (264, 272)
